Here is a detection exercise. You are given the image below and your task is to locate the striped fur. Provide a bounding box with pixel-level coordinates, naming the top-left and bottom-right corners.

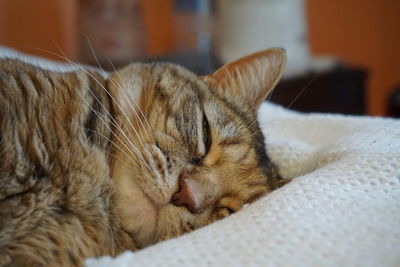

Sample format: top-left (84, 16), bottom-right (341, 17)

top-left (0, 49), bottom-right (288, 266)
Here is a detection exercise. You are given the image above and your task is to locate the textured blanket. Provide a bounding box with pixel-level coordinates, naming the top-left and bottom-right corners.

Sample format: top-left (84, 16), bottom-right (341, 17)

top-left (1, 47), bottom-right (399, 267)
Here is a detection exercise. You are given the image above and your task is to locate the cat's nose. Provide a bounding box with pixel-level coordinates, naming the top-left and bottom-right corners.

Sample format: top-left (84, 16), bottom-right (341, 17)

top-left (171, 178), bottom-right (198, 213)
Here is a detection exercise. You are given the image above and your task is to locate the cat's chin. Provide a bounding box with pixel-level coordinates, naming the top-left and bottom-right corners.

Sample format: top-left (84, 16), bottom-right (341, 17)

top-left (111, 164), bottom-right (174, 246)
top-left (112, 171), bottom-right (212, 247)
top-left (112, 175), bottom-right (157, 238)
top-left (113, 189), bottom-right (190, 247)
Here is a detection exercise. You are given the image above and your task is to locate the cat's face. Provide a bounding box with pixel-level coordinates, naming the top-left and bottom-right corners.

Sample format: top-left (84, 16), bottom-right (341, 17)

top-left (108, 49), bottom-right (286, 248)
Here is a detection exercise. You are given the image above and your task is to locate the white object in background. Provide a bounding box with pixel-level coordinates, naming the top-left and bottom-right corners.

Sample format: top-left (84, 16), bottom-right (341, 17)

top-left (215, 0), bottom-right (311, 78)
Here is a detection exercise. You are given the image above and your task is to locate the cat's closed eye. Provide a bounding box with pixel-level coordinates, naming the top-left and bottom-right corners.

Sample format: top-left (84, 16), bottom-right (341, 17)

top-left (191, 112), bottom-right (212, 165)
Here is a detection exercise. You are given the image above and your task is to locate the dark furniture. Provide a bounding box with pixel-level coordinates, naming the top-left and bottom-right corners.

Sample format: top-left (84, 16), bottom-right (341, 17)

top-left (271, 64), bottom-right (367, 115)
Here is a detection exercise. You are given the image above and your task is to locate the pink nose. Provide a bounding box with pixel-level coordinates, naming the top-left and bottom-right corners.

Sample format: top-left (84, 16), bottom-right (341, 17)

top-left (171, 178), bottom-right (197, 213)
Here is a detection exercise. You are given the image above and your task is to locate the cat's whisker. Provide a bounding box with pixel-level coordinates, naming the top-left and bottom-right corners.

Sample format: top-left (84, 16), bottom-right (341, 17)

top-left (249, 128), bottom-right (263, 138)
top-left (74, 91), bottom-right (152, 172)
top-left (83, 45), bottom-right (154, 155)
top-left (245, 118), bottom-right (263, 140)
top-left (52, 45), bottom-right (149, 154)
top-left (88, 106), bottom-right (153, 172)
top-left (44, 45), bottom-right (151, 170)
top-left (67, 121), bottom-right (141, 169)
top-left (106, 58), bottom-right (157, 144)
top-left (65, 123), bottom-right (130, 162)
top-left (26, 46), bottom-right (150, 165)
top-left (286, 75), bottom-right (317, 109)
top-left (82, 36), bottom-right (155, 147)
top-left (74, 74), bottom-right (148, 167)
top-left (266, 83), bottom-right (277, 103)
top-left (247, 118), bottom-right (258, 129)
top-left (81, 33), bottom-right (108, 77)
top-left (114, 83), bottom-right (154, 145)
top-left (95, 54), bottom-right (155, 146)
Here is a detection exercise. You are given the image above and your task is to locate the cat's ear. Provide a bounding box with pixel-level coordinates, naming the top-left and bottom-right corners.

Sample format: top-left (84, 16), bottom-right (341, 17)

top-left (202, 48), bottom-right (286, 109)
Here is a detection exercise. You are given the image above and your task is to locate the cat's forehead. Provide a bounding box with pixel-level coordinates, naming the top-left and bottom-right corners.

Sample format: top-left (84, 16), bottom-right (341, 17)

top-left (144, 63), bottom-right (212, 111)
top-left (113, 62), bottom-right (210, 114)
top-left (154, 63), bottom-right (208, 95)
top-left (148, 63), bottom-right (247, 121)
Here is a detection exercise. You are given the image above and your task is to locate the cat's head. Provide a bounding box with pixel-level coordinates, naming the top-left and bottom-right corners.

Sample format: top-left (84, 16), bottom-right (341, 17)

top-left (108, 49), bottom-right (286, 248)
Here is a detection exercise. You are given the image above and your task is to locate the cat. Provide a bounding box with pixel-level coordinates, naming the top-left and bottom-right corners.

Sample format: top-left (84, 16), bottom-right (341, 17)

top-left (0, 48), bottom-right (288, 266)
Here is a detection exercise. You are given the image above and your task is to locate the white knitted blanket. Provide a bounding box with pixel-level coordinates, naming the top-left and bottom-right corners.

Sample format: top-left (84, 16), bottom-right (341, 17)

top-left (1, 47), bottom-right (399, 267)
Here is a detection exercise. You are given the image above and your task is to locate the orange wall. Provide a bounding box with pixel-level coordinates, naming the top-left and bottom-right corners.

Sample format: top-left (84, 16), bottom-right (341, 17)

top-left (1, 1), bottom-right (399, 115)
top-left (306, 0), bottom-right (400, 115)
top-left (0, 0), bottom-right (78, 61)
top-left (0, 0), bottom-right (171, 61)
top-left (142, 0), bottom-right (174, 56)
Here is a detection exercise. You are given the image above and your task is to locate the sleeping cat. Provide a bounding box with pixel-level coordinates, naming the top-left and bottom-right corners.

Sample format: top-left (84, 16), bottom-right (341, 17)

top-left (0, 48), bottom-right (288, 266)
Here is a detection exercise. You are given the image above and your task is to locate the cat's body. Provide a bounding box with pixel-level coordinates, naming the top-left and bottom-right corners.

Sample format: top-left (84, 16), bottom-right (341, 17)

top-left (0, 49), bottom-right (288, 266)
top-left (0, 59), bottom-right (132, 265)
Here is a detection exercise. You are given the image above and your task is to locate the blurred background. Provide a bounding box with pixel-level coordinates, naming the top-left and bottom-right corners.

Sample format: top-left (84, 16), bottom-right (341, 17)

top-left (0, 0), bottom-right (399, 117)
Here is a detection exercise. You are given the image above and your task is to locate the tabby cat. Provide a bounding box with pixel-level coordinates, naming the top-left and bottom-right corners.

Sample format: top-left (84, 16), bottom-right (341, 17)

top-left (0, 48), bottom-right (288, 266)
